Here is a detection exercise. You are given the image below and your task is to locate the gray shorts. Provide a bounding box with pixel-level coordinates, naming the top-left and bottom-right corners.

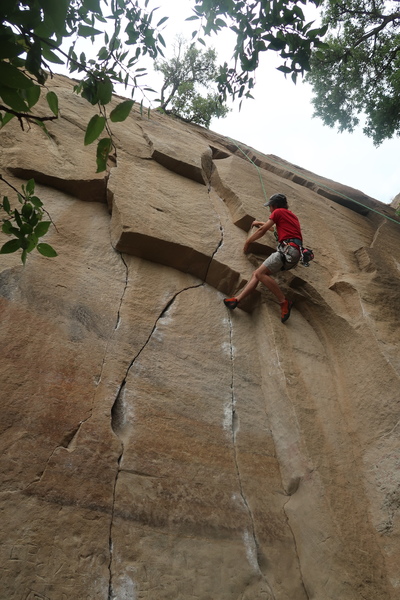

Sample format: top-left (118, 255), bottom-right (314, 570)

top-left (262, 244), bottom-right (300, 274)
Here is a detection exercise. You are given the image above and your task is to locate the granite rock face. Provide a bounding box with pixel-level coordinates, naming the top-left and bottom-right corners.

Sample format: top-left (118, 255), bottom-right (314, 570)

top-left (1, 74), bottom-right (400, 600)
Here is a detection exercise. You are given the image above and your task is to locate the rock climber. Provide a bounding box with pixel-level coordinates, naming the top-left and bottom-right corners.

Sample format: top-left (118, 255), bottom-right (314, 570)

top-left (223, 193), bottom-right (303, 323)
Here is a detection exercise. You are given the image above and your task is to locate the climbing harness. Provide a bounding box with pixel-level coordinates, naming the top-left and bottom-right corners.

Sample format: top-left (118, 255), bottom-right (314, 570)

top-left (278, 238), bottom-right (314, 268)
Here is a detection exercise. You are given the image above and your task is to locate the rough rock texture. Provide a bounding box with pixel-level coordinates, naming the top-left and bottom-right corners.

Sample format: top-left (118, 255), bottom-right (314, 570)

top-left (1, 74), bottom-right (400, 600)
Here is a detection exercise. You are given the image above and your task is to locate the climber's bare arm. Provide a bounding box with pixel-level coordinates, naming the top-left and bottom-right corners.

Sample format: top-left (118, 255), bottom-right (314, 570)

top-left (244, 218), bottom-right (275, 253)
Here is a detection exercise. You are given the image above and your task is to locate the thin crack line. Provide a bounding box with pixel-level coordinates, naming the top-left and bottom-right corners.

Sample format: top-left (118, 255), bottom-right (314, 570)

top-left (111, 280), bottom-right (204, 424)
top-left (199, 171), bottom-right (225, 286)
top-left (107, 445), bottom-right (123, 600)
top-left (263, 309), bottom-right (311, 599)
top-left (107, 281), bottom-right (204, 599)
top-left (370, 216), bottom-right (387, 249)
top-left (226, 312), bottom-right (275, 598)
top-left (282, 495), bottom-right (310, 600)
top-left (97, 251), bottom-right (129, 386)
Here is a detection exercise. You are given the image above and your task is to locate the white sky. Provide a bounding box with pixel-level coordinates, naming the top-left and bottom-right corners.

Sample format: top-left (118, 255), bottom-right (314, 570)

top-left (143, 0), bottom-right (399, 205)
top-left (60, 0), bottom-right (399, 205)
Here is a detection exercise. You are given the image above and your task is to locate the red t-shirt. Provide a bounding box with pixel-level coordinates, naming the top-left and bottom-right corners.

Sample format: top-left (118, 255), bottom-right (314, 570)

top-left (270, 208), bottom-right (302, 243)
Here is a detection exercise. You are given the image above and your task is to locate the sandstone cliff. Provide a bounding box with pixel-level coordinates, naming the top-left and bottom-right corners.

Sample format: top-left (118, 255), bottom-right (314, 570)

top-left (1, 74), bottom-right (400, 600)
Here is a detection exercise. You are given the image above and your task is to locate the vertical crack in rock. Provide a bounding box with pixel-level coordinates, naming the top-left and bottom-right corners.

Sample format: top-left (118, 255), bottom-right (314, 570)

top-left (225, 313), bottom-right (275, 599)
top-left (266, 315), bottom-right (310, 599)
top-left (108, 447), bottom-right (123, 600)
top-left (370, 217), bottom-right (387, 249)
top-left (107, 280), bottom-right (203, 600)
top-left (202, 177), bottom-right (225, 283)
top-left (282, 495), bottom-right (310, 600)
top-left (115, 253), bottom-right (129, 331)
top-left (104, 251), bottom-right (130, 600)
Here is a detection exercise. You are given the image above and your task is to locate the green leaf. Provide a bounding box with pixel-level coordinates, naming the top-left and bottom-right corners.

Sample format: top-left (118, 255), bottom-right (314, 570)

top-left (0, 239), bottom-right (22, 254)
top-left (25, 40), bottom-right (43, 78)
top-left (0, 36), bottom-right (24, 60)
top-left (20, 222), bottom-right (33, 235)
top-left (98, 46), bottom-right (109, 60)
top-left (157, 16), bottom-right (168, 27)
top-left (2, 196), bottom-right (10, 213)
top-left (31, 196), bottom-right (43, 208)
top-left (84, 114), bottom-right (106, 145)
top-left (14, 209), bottom-right (23, 228)
top-left (78, 25), bottom-right (103, 37)
top-left (277, 65), bottom-right (292, 74)
top-left (0, 112), bottom-right (15, 128)
top-left (46, 91), bottom-right (59, 116)
top-left (96, 137), bottom-right (112, 172)
top-left (83, 0), bottom-right (102, 12)
top-left (0, 62), bottom-right (35, 89)
top-left (110, 99), bottom-right (134, 122)
top-left (2, 223), bottom-right (19, 236)
top-left (27, 236), bottom-right (38, 253)
top-left (21, 203), bottom-right (33, 219)
top-left (24, 84), bottom-right (41, 109)
top-left (25, 179), bottom-right (35, 195)
top-left (38, 0), bottom-right (69, 31)
top-left (41, 45), bottom-right (65, 65)
top-left (97, 77), bottom-right (113, 105)
top-left (2, 220), bottom-right (13, 234)
top-left (37, 242), bottom-right (58, 257)
top-left (0, 86), bottom-right (30, 112)
top-left (34, 221), bottom-right (51, 237)
top-left (29, 213), bottom-right (39, 228)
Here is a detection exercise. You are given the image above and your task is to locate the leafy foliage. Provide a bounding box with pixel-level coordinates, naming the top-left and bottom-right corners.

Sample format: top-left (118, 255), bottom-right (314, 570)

top-left (0, 177), bottom-right (57, 264)
top-left (189, 0), bottom-right (328, 101)
top-left (155, 39), bottom-right (229, 127)
top-left (0, 0), bottom-right (168, 160)
top-left (306, 0), bottom-right (400, 145)
top-left (0, 0), bottom-right (168, 260)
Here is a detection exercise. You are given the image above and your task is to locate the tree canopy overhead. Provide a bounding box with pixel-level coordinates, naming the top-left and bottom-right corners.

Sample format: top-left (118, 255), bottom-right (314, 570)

top-left (306, 0), bottom-right (400, 145)
top-left (190, 0), bottom-right (328, 101)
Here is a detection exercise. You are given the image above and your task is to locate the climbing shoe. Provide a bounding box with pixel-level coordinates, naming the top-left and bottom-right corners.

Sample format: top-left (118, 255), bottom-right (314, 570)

top-left (280, 299), bottom-right (293, 323)
top-left (224, 297), bottom-right (238, 309)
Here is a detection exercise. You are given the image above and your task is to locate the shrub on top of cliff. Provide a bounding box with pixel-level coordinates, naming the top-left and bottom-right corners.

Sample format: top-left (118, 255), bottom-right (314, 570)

top-left (155, 38), bottom-right (229, 128)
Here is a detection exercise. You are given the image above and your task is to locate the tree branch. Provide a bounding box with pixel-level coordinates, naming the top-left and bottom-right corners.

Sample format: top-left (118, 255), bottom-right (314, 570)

top-left (0, 174), bottom-right (24, 197)
top-left (353, 12), bottom-right (400, 48)
top-left (0, 105), bottom-right (58, 123)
